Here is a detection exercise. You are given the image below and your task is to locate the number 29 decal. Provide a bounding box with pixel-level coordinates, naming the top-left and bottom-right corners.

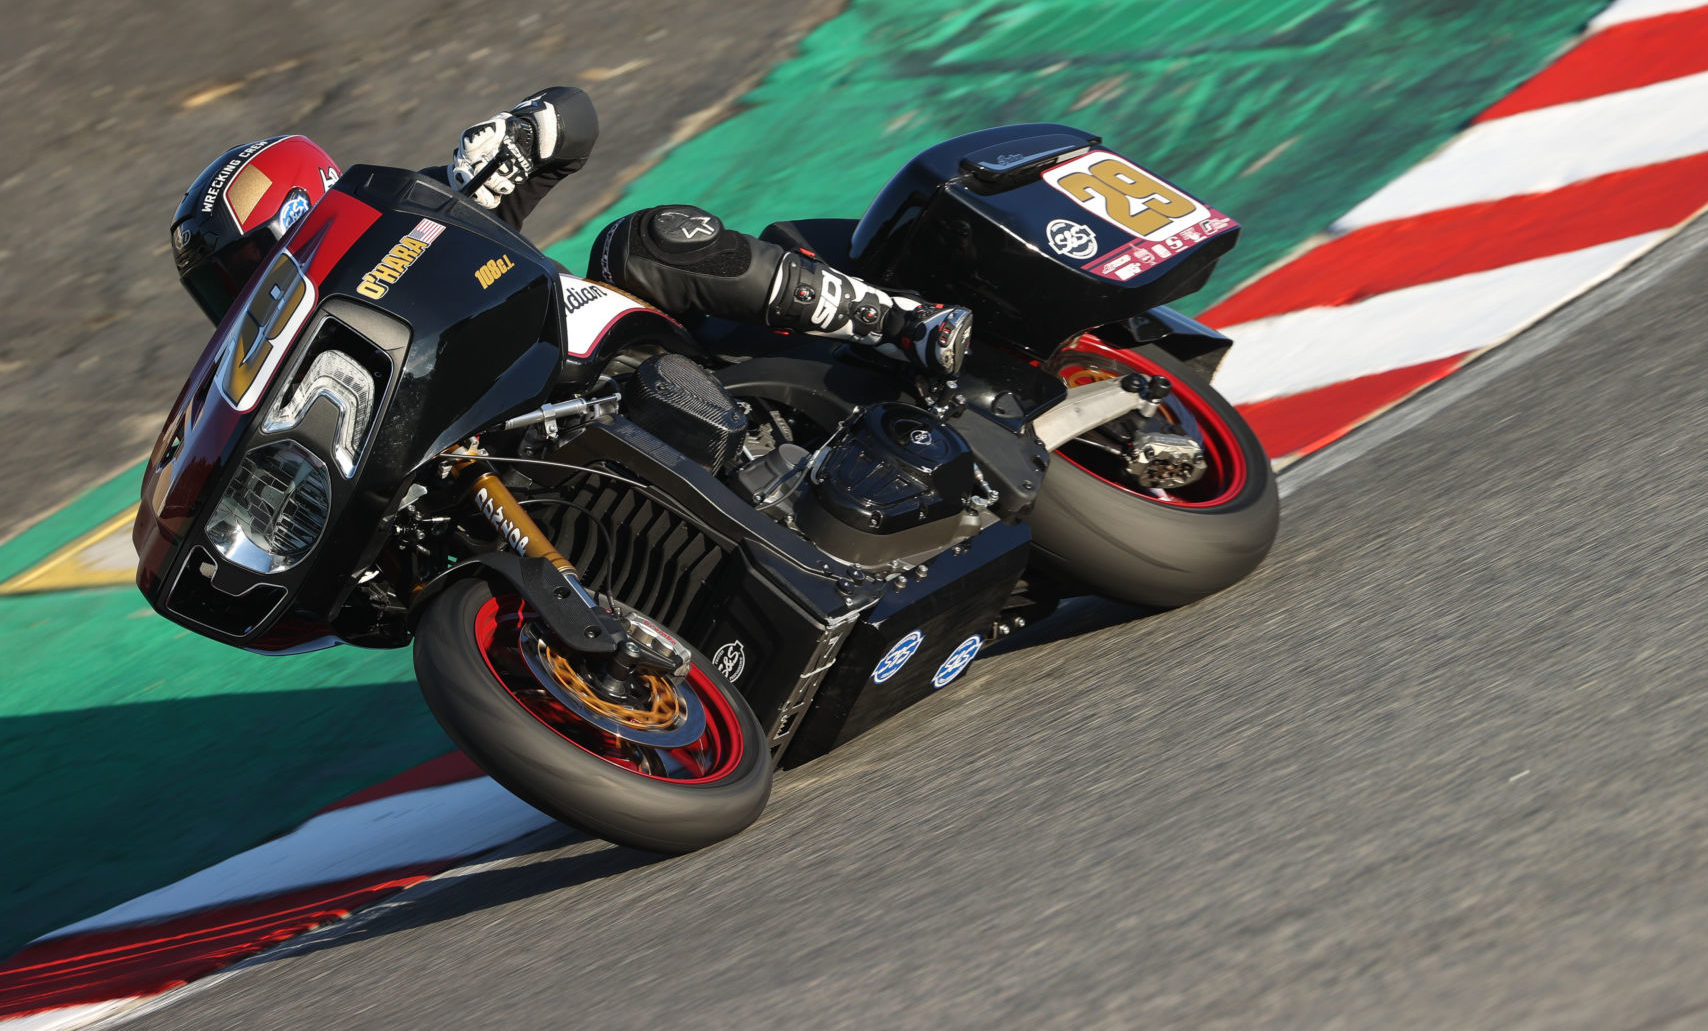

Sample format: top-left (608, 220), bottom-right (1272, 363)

top-left (219, 250), bottom-right (316, 411)
top-left (1042, 151), bottom-right (1210, 243)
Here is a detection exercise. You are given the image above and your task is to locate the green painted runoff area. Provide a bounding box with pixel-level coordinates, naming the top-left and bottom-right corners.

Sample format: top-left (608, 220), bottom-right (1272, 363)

top-left (542, 0), bottom-right (1606, 312)
top-left (1, 0), bottom-right (1606, 959)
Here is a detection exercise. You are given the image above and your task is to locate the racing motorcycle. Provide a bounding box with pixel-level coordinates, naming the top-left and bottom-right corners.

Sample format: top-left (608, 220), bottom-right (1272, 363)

top-left (134, 124), bottom-right (1278, 854)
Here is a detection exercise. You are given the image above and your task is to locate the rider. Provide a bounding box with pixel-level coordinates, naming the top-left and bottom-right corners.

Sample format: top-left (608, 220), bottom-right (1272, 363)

top-left (170, 86), bottom-right (971, 376)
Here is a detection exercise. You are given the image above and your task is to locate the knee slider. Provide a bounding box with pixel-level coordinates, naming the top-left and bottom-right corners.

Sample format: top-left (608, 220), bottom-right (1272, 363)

top-left (588, 206), bottom-right (779, 321)
top-left (642, 205), bottom-right (728, 258)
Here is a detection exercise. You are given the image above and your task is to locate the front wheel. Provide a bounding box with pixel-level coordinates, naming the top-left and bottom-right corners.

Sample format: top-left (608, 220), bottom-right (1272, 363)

top-left (414, 577), bottom-right (772, 854)
top-left (1028, 335), bottom-right (1280, 609)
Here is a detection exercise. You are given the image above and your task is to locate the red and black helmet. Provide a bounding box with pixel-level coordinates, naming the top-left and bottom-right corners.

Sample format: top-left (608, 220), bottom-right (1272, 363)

top-left (170, 135), bottom-right (341, 324)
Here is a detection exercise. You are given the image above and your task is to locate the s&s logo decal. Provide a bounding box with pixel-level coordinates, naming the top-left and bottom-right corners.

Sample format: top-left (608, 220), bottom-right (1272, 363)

top-left (1046, 218), bottom-right (1099, 259)
top-left (873, 630), bottom-right (924, 684)
top-left (712, 640), bottom-right (748, 681)
top-left (932, 635), bottom-right (982, 689)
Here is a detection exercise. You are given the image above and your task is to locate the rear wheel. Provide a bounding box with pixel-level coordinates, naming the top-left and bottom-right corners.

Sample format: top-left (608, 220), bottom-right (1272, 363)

top-left (414, 577), bottom-right (771, 854)
top-left (1028, 334), bottom-right (1279, 608)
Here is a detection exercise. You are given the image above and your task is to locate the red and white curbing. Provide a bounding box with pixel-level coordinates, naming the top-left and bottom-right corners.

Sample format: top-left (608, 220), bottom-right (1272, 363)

top-left (0, 753), bottom-right (535, 1026)
top-left (8, 1), bottom-right (1708, 1023)
top-left (1209, 0), bottom-right (1708, 460)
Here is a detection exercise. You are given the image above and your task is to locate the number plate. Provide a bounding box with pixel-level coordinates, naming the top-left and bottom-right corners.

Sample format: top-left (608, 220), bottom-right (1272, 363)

top-left (1040, 150), bottom-right (1236, 282)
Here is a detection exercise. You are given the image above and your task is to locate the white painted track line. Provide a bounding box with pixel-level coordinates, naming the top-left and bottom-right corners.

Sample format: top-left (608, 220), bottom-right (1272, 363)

top-left (38, 779), bottom-right (549, 942)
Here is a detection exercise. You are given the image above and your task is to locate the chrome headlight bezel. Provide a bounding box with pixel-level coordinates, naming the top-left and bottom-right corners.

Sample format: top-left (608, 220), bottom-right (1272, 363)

top-left (205, 440), bottom-right (332, 574)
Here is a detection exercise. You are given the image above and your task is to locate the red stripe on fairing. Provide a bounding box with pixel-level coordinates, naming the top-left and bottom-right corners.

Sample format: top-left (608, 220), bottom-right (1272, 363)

top-left (1475, 6), bottom-right (1708, 124)
top-left (317, 751), bottom-right (485, 813)
top-left (1236, 354), bottom-right (1470, 460)
top-left (1200, 152), bottom-right (1708, 328)
top-left (0, 867), bottom-right (447, 1019)
top-left (286, 189), bottom-right (380, 285)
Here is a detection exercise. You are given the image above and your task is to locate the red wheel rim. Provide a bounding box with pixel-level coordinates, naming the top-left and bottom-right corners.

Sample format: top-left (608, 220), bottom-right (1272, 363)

top-left (1048, 333), bottom-right (1248, 508)
top-left (473, 595), bottom-right (744, 783)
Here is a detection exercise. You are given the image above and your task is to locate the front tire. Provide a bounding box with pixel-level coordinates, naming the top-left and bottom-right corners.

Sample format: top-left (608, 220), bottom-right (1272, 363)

top-left (1028, 335), bottom-right (1279, 609)
top-left (414, 577), bottom-right (772, 854)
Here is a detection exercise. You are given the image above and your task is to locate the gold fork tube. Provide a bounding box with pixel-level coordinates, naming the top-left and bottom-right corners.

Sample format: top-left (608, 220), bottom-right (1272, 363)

top-left (460, 463), bottom-right (577, 577)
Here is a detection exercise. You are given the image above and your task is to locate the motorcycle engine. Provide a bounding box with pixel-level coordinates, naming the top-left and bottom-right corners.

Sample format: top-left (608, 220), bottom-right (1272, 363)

top-left (793, 402), bottom-right (987, 568)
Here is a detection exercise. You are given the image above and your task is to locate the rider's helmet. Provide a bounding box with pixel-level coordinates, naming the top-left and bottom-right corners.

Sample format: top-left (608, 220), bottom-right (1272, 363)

top-left (170, 135), bottom-right (341, 325)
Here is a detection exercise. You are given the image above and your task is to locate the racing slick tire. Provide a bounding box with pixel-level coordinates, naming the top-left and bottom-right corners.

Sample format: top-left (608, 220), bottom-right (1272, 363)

top-left (415, 577), bottom-right (772, 854)
top-left (1028, 335), bottom-right (1279, 609)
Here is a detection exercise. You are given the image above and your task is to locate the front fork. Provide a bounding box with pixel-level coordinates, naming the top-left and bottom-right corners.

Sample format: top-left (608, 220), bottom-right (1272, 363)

top-left (450, 457), bottom-right (690, 690)
top-left (462, 461), bottom-right (583, 581)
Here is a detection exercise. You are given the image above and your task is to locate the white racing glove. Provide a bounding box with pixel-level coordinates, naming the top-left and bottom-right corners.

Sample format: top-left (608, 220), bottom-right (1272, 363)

top-left (447, 89), bottom-right (595, 214)
top-left (448, 112), bottom-right (534, 209)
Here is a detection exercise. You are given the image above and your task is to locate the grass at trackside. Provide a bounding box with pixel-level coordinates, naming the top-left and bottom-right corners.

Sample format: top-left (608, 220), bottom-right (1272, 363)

top-left (0, 0), bottom-right (1610, 962)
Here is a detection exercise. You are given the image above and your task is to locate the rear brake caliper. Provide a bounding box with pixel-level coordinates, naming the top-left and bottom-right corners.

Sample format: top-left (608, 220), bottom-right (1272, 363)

top-left (1106, 376), bottom-right (1208, 490)
top-left (1124, 433), bottom-right (1207, 489)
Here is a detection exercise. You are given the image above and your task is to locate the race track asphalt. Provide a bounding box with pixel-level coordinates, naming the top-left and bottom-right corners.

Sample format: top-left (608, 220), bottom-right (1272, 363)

top-left (106, 200), bottom-right (1708, 1026)
top-left (0, 0), bottom-right (838, 541)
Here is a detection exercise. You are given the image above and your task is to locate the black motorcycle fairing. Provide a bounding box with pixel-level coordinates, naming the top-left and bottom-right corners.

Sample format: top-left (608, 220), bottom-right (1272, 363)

top-left (1122, 304), bottom-right (1234, 382)
top-left (848, 123), bottom-right (1238, 359)
top-left (137, 165), bottom-right (577, 652)
top-left (328, 166), bottom-right (566, 473)
top-left (780, 517), bottom-right (1034, 764)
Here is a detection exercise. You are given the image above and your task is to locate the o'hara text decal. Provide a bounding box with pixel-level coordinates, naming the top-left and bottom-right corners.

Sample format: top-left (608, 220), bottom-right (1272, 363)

top-left (358, 219), bottom-right (445, 299)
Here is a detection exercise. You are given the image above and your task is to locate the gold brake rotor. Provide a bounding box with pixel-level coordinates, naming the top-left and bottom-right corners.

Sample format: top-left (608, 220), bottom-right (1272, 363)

top-left (1059, 365), bottom-right (1120, 388)
top-left (1055, 362), bottom-right (1183, 429)
top-left (534, 637), bottom-right (687, 732)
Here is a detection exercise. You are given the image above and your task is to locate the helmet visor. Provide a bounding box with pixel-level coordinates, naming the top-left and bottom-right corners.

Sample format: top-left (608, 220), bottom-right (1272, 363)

top-left (179, 232), bottom-right (272, 324)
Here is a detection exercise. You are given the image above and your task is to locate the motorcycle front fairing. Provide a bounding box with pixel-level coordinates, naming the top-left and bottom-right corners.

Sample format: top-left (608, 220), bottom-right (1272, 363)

top-left (135, 166), bottom-right (568, 652)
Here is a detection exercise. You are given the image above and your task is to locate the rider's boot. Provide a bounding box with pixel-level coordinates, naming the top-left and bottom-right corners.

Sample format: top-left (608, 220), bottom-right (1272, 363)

top-left (763, 253), bottom-right (972, 378)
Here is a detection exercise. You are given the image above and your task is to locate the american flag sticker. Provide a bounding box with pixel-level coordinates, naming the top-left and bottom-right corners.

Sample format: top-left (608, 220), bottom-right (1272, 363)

top-left (406, 219), bottom-right (445, 244)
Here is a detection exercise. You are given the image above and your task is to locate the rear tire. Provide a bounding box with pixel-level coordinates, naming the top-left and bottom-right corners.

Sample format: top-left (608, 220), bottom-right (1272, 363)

top-left (1028, 337), bottom-right (1279, 609)
top-left (414, 577), bottom-right (772, 854)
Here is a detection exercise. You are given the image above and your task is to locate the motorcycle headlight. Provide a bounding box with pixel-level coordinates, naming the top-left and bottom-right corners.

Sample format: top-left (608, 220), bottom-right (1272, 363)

top-left (205, 440), bottom-right (331, 574)
top-left (262, 348), bottom-right (376, 477)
